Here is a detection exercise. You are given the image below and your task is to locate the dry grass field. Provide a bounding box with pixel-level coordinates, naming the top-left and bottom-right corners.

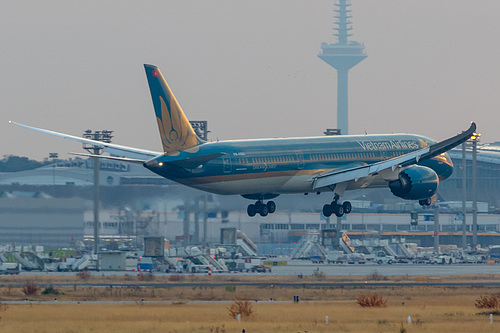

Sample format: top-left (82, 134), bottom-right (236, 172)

top-left (0, 274), bottom-right (499, 332)
top-left (0, 297), bottom-right (499, 332)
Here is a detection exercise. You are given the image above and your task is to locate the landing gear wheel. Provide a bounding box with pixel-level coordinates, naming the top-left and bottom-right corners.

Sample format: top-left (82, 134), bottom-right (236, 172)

top-left (247, 204), bottom-right (256, 217)
top-left (342, 201), bottom-right (352, 214)
top-left (267, 201), bottom-right (276, 214)
top-left (419, 198), bottom-right (432, 206)
top-left (333, 204), bottom-right (344, 217)
top-left (323, 204), bottom-right (333, 217)
top-left (259, 204), bottom-right (269, 217)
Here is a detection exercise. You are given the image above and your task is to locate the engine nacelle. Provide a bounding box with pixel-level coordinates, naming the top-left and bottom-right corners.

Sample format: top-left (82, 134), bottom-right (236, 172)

top-left (388, 165), bottom-right (439, 200)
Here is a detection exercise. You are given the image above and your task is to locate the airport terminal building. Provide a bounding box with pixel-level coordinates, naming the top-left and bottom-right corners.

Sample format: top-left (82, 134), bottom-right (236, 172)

top-left (1, 143), bottom-right (500, 249)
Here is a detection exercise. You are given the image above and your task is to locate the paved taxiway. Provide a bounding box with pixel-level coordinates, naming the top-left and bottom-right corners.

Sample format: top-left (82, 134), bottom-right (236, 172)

top-left (268, 262), bottom-right (500, 276)
top-left (15, 262), bottom-right (500, 278)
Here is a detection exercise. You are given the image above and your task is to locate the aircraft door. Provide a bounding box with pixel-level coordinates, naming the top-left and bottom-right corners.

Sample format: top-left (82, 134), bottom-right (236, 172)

top-left (380, 150), bottom-right (389, 160)
top-left (222, 154), bottom-right (232, 173)
top-left (295, 151), bottom-right (304, 170)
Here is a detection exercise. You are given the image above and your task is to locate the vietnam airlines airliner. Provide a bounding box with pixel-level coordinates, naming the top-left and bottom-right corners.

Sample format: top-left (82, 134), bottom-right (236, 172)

top-left (11, 64), bottom-right (476, 217)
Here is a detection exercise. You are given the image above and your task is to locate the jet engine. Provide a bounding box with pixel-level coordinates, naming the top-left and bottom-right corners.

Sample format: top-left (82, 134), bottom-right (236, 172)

top-left (388, 165), bottom-right (439, 200)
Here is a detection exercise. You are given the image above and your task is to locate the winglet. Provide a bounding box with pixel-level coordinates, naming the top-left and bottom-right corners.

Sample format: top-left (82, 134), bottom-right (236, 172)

top-left (402, 122), bottom-right (477, 166)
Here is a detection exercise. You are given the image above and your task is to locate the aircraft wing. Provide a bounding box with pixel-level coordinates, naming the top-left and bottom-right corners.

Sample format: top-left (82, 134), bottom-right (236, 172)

top-left (312, 122), bottom-right (476, 191)
top-left (10, 121), bottom-right (161, 161)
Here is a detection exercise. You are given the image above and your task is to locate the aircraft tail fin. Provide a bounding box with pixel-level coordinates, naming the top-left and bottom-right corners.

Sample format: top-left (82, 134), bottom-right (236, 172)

top-left (144, 64), bottom-right (203, 154)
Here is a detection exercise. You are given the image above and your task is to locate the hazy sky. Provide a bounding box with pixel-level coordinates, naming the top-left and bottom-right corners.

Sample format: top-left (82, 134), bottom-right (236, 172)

top-left (2, 1), bottom-right (499, 160)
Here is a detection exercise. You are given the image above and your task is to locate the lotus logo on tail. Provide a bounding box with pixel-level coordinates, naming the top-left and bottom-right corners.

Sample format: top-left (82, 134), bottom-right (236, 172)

top-left (157, 96), bottom-right (199, 153)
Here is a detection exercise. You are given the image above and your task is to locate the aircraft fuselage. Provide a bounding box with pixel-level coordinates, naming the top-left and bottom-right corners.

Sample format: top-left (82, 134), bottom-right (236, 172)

top-left (144, 133), bottom-right (454, 197)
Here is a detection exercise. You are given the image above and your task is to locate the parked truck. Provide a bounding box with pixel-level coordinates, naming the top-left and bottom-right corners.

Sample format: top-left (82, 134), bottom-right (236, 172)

top-left (137, 257), bottom-right (155, 272)
top-left (310, 255), bottom-right (325, 264)
top-left (0, 263), bottom-right (20, 275)
top-left (365, 251), bottom-right (395, 265)
top-left (326, 251), bottom-right (346, 264)
top-left (231, 257), bottom-right (271, 272)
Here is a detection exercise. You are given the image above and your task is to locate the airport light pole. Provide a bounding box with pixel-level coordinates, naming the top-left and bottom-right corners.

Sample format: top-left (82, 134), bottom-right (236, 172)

top-left (82, 130), bottom-right (113, 257)
top-left (49, 153), bottom-right (58, 185)
top-left (461, 142), bottom-right (467, 250)
top-left (470, 132), bottom-right (481, 248)
top-left (203, 195), bottom-right (208, 247)
top-left (433, 203), bottom-right (440, 253)
top-left (188, 121), bottom-right (209, 247)
top-left (183, 199), bottom-right (190, 247)
top-left (189, 121), bottom-right (210, 141)
top-left (194, 197), bottom-right (200, 244)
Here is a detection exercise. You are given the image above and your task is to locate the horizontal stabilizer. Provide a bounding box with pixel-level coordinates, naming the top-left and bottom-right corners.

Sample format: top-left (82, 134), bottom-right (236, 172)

top-left (69, 152), bottom-right (147, 164)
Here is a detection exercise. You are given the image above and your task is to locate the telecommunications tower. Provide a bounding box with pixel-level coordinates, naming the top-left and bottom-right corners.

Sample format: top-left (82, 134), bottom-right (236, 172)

top-left (318, 0), bottom-right (366, 135)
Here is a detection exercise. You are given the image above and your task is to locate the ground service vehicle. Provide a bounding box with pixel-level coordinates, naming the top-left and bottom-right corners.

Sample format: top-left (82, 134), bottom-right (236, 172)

top-left (365, 251), bottom-right (395, 265)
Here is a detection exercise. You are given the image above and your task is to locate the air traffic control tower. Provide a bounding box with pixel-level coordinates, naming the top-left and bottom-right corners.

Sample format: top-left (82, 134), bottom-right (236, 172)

top-left (318, 0), bottom-right (366, 135)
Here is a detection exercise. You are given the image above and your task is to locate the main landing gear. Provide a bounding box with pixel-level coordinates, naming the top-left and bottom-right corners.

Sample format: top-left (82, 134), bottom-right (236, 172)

top-left (322, 195), bottom-right (352, 218)
top-left (247, 200), bottom-right (276, 217)
top-left (419, 198), bottom-right (432, 206)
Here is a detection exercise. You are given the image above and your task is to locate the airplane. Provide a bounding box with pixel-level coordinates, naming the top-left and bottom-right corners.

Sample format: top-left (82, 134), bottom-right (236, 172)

top-left (10, 64), bottom-right (476, 218)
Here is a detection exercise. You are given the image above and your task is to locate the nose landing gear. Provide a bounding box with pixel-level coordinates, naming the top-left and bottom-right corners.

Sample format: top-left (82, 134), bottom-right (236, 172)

top-left (323, 196), bottom-right (352, 218)
top-left (247, 200), bottom-right (277, 217)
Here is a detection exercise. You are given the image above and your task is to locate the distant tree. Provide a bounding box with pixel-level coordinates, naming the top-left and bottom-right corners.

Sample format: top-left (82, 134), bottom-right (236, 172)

top-left (0, 155), bottom-right (50, 172)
